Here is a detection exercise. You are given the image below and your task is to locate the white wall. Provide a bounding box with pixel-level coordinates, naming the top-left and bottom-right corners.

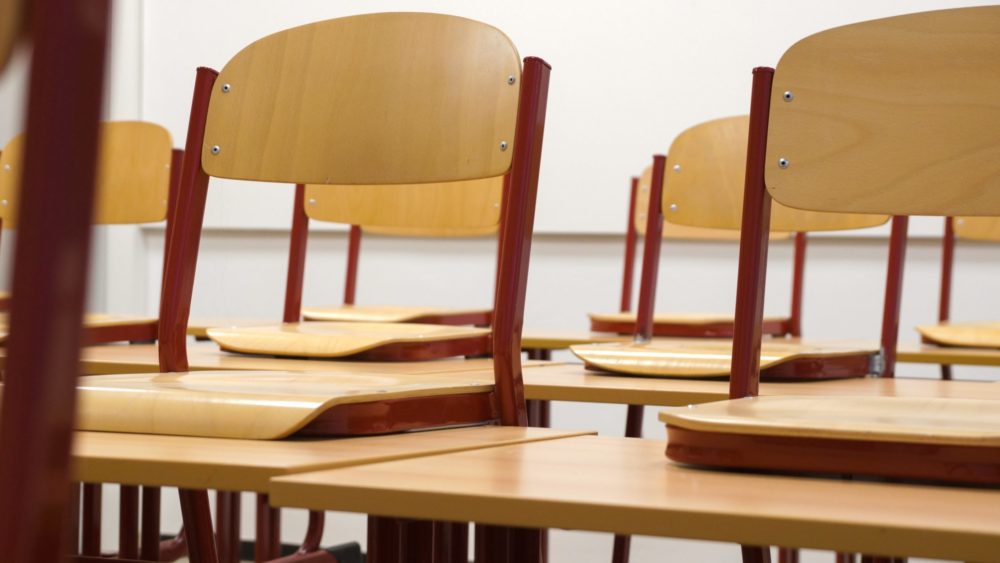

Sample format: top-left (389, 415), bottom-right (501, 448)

top-left (63, 1), bottom-right (1000, 561)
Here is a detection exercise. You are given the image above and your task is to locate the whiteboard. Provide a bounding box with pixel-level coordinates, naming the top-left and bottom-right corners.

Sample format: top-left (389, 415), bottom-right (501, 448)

top-left (140, 0), bottom-right (989, 236)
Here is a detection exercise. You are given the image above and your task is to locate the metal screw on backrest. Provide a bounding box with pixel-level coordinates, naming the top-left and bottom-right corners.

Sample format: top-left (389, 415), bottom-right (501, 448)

top-left (507, 75), bottom-right (516, 85)
top-left (673, 164), bottom-right (681, 173)
top-left (221, 83), bottom-right (231, 93)
top-left (211, 145), bottom-right (221, 155)
top-left (1, 200), bottom-right (8, 206)
top-left (778, 158), bottom-right (789, 169)
top-left (783, 91), bottom-right (793, 102)
top-left (2, 164), bottom-right (9, 171)
top-left (308, 198), bottom-right (316, 205)
top-left (499, 141), bottom-right (508, 151)
top-left (669, 203), bottom-right (678, 212)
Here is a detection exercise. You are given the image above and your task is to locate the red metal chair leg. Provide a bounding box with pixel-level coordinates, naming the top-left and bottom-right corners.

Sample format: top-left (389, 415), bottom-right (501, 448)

top-left (611, 404), bottom-right (644, 563)
top-left (369, 516), bottom-right (402, 563)
top-left (256, 494), bottom-right (281, 562)
top-left (140, 487), bottom-right (161, 561)
top-left (777, 547), bottom-right (799, 562)
top-left (67, 483), bottom-right (81, 555)
top-left (216, 491), bottom-right (241, 563)
top-left (120, 485), bottom-right (140, 559)
top-left (81, 484), bottom-right (102, 556)
top-left (178, 489), bottom-right (219, 563)
top-left (742, 545), bottom-right (772, 563)
top-left (158, 528), bottom-right (187, 562)
top-left (431, 521), bottom-right (468, 563)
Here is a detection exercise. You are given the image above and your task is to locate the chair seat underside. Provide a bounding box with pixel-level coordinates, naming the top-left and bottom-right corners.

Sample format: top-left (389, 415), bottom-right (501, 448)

top-left (917, 321), bottom-right (1000, 349)
top-left (302, 304), bottom-right (491, 326)
top-left (588, 311), bottom-right (791, 337)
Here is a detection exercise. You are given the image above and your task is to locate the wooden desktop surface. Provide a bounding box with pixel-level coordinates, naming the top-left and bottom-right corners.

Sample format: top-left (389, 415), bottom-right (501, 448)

top-left (72, 426), bottom-right (592, 493)
top-left (270, 435), bottom-right (1000, 561)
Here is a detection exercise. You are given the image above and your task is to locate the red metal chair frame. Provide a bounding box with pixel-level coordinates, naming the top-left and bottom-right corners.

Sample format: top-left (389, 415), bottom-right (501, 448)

top-left (0, 1), bottom-right (112, 562)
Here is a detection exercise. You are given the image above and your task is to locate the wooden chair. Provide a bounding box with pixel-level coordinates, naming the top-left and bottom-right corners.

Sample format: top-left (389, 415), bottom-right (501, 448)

top-left (0, 1), bottom-right (112, 562)
top-left (73, 12), bottom-right (551, 562)
top-left (915, 216), bottom-right (1000, 379)
top-left (663, 6), bottom-right (1000, 502)
top-left (589, 164), bottom-right (806, 338)
top-left (291, 178), bottom-right (501, 327)
top-left (0, 121), bottom-right (180, 344)
top-left (573, 115), bottom-right (888, 379)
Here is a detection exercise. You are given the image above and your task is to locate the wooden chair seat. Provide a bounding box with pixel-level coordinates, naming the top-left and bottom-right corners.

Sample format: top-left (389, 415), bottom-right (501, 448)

top-left (661, 396), bottom-right (1000, 484)
top-left (588, 311), bottom-right (790, 337)
top-left (74, 371), bottom-right (495, 439)
top-left (302, 304), bottom-right (491, 326)
top-left (916, 321), bottom-right (1000, 349)
top-left (571, 339), bottom-right (878, 379)
top-left (207, 321), bottom-right (491, 360)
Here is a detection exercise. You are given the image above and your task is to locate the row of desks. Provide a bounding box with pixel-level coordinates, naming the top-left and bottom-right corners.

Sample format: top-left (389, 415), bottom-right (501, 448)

top-left (68, 337), bottom-right (1000, 560)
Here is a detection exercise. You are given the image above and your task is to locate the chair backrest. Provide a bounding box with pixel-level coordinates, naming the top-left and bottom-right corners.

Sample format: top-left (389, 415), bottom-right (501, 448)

top-left (305, 178), bottom-right (502, 237)
top-left (162, 13), bottom-right (550, 427)
top-left (663, 116), bottom-right (889, 232)
top-left (0, 121), bottom-right (173, 226)
top-left (730, 6), bottom-right (1000, 399)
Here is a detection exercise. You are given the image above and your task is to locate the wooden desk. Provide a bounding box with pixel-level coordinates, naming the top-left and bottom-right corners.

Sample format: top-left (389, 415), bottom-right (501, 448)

top-left (72, 426), bottom-right (592, 492)
top-left (520, 363), bottom-right (1000, 405)
top-left (897, 341), bottom-right (1000, 367)
top-left (73, 342), bottom-right (556, 376)
top-left (270, 435), bottom-right (1000, 561)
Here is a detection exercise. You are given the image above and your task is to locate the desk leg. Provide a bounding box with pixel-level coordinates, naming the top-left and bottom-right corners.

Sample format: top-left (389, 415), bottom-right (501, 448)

top-left (67, 483), bottom-right (81, 555)
top-left (256, 494), bottom-right (281, 561)
top-left (368, 516), bottom-right (401, 563)
top-left (778, 547), bottom-right (798, 562)
top-left (432, 521), bottom-right (467, 563)
top-left (475, 524), bottom-right (542, 563)
top-left (741, 546), bottom-right (772, 562)
top-left (611, 404), bottom-right (644, 563)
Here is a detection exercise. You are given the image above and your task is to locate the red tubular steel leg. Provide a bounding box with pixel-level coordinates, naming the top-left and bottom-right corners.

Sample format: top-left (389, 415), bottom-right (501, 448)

top-left (611, 403), bottom-right (644, 563)
top-left (729, 66), bottom-right (776, 563)
top-left (729, 66), bottom-right (775, 401)
top-left (140, 487), bottom-right (161, 561)
top-left (81, 484), bottom-right (102, 556)
top-left (157, 66), bottom-right (219, 374)
top-left (431, 522), bottom-right (468, 563)
top-left (178, 489), bottom-right (218, 563)
top-left (120, 485), bottom-right (140, 559)
top-left (160, 149), bottom-right (184, 295)
top-left (879, 216), bottom-right (909, 379)
top-left (369, 516), bottom-right (402, 563)
top-left (778, 547), bottom-right (799, 563)
top-left (256, 494), bottom-right (281, 562)
top-left (620, 177), bottom-right (640, 313)
top-left (344, 225), bottom-right (361, 306)
top-left (159, 528), bottom-right (187, 562)
top-left (0, 1), bottom-right (110, 562)
top-left (788, 232), bottom-right (807, 337)
top-left (283, 184), bottom-right (310, 323)
top-left (67, 483), bottom-right (81, 555)
top-left (937, 217), bottom-right (955, 380)
top-left (634, 156), bottom-right (667, 342)
top-left (491, 56), bottom-right (551, 428)
top-left (215, 491), bottom-right (241, 563)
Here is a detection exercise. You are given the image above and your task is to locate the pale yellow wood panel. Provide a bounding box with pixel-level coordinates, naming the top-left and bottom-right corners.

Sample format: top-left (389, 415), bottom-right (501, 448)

top-left (571, 338), bottom-right (877, 377)
top-left (270, 436), bottom-right (1000, 561)
top-left (0, 313), bottom-right (156, 343)
top-left (662, 395), bottom-right (1000, 446)
top-left (766, 7), bottom-right (1000, 216)
top-left (896, 341), bottom-right (1000, 367)
top-left (305, 178), bottom-right (502, 234)
top-left (520, 330), bottom-right (630, 350)
top-left (662, 116), bottom-right (888, 232)
top-left (207, 322), bottom-right (490, 358)
top-left (301, 305), bottom-right (489, 323)
top-left (0, 121), bottom-right (172, 226)
top-left (69, 342), bottom-right (552, 376)
top-left (634, 164), bottom-right (750, 239)
top-left (916, 321), bottom-right (1000, 349)
top-left (521, 362), bottom-right (1000, 405)
top-left (954, 216), bottom-right (1000, 242)
top-left (202, 13), bottom-right (520, 185)
top-left (587, 311), bottom-right (787, 327)
top-left (74, 426), bottom-right (593, 493)
top-left (74, 371), bottom-right (493, 439)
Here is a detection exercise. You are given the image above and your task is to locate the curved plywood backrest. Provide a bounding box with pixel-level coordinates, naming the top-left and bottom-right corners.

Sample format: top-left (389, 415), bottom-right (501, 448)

top-left (0, 121), bottom-right (172, 226)
top-left (201, 13), bottom-right (521, 185)
top-left (953, 217), bottom-right (1000, 242)
top-left (304, 176), bottom-right (503, 237)
top-left (765, 7), bottom-right (1000, 216)
top-left (662, 116), bottom-right (888, 232)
